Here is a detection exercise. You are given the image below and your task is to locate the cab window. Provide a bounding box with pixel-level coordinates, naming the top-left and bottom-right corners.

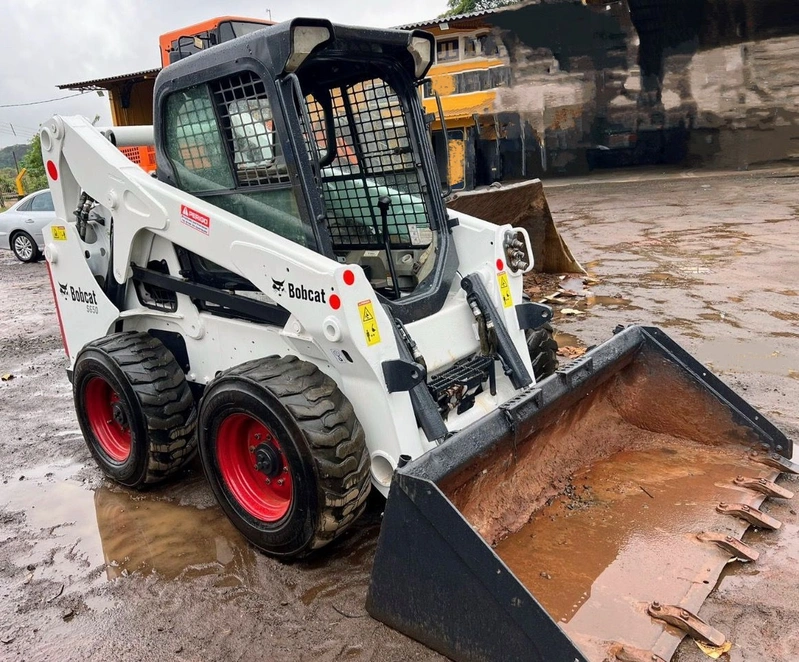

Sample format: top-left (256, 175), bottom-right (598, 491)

top-left (163, 72), bottom-right (313, 248)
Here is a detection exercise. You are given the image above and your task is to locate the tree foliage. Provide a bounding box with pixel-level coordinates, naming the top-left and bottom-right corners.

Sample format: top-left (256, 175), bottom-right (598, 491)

top-left (19, 134), bottom-right (47, 192)
top-left (442, 0), bottom-right (515, 17)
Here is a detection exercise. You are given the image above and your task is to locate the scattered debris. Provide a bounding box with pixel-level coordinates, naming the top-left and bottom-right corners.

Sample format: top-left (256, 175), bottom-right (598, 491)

top-left (694, 638), bottom-right (732, 659)
top-left (560, 308), bottom-right (584, 316)
top-left (539, 572), bottom-right (552, 580)
top-left (639, 485), bottom-right (655, 499)
top-left (62, 608), bottom-right (74, 621)
top-left (557, 346), bottom-right (587, 359)
top-left (1, 635), bottom-right (14, 645)
top-left (1, 374), bottom-right (14, 382)
top-left (46, 584), bottom-right (64, 603)
top-left (23, 573), bottom-right (33, 585)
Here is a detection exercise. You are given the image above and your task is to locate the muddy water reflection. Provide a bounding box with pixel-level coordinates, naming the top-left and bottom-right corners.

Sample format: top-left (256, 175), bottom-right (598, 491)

top-left (94, 487), bottom-right (255, 583)
top-left (494, 442), bottom-right (775, 661)
top-left (1, 464), bottom-right (254, 584)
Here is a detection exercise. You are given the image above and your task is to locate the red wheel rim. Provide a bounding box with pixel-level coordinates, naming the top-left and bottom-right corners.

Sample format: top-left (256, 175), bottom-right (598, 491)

top-left (84, 376), bottom-right (132, 462)
top-left (216, 413), bottom-right (293, 522)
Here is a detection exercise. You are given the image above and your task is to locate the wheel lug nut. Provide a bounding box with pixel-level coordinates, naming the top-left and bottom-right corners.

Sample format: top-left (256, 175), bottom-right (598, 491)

top-left (277, 479), bottom-right (285, 486)
top-left (266, 478), bottom-right (271, 485)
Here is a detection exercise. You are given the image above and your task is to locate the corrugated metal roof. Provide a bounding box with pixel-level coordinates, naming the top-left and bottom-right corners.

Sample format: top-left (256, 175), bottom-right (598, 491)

top-left (58, 68), bottom-right (162, 91)
top-left (395, 7), bottom-right (506, 30)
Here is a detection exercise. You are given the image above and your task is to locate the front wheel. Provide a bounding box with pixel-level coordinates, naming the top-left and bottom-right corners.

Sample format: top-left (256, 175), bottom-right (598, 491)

top-left (199, 356), bottom-right (371, 558)
top-left (10, 231), bottom-right (39, 263)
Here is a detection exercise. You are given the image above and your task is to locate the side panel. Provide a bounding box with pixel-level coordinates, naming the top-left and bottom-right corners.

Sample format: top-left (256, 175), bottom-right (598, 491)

top-left (44, 222), bottom-right (119, 361)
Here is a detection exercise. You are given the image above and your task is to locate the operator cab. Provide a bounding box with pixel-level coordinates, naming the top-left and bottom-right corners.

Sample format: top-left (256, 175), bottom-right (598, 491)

top-left (154, 19), bottom-right (456, 323)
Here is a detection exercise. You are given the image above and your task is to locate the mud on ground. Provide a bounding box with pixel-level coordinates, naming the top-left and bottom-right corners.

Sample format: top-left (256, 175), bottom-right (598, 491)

top-left (1, 169), bottom-right (798, 661)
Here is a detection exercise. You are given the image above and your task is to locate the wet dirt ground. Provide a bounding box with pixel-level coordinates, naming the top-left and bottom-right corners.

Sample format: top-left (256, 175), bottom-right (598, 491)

top-left (1, 168), bottom-right (798, 661)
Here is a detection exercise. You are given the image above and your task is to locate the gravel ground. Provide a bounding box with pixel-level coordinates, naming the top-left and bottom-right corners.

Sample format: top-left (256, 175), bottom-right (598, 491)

top-left (1, 168), bottom-right (797, 661)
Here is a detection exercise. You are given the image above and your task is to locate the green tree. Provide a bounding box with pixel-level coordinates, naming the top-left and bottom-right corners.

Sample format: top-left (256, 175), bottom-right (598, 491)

top-left (19, 134), bottom-right (47, 192)
top-left (442, 0), bottom-right (515, 17)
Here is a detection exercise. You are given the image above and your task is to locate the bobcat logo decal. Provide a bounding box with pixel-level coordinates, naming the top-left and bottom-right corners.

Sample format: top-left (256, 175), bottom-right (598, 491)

top-left (58, 282), bottom-right (69, 300)
top-left (272, 279), bottom-right (286, 295)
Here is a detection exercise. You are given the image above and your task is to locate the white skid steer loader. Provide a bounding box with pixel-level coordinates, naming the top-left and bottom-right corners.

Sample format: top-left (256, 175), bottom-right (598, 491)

top-left (42, 18), bottom-right (797, 662)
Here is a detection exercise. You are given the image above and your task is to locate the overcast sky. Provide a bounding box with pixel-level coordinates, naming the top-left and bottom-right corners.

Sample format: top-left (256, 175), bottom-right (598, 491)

top-left (0, 0), bottom-right (448, 149)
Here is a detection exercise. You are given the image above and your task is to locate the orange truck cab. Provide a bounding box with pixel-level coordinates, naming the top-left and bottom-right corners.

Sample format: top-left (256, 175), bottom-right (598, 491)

top-left (159, 17), bottom-right (275, 67)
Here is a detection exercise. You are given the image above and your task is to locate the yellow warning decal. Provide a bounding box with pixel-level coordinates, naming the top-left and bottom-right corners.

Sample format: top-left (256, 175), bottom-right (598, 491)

top-left (358, 299), bottom-right (381, 346)
top-left (51, 226), bottom-right (67, 241)
top-left (497, 271), bottom-right (513, 308)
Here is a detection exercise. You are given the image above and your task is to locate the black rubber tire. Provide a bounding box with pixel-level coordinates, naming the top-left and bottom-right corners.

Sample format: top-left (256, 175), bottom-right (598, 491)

top-left (10, 231), bottom-right (39, 263)
top-left (198, 355), bottom-right (371, 559)
top-left (73, 331), bottom-right (198, 488)
top-left (526, 322), bottom-right (559, 381)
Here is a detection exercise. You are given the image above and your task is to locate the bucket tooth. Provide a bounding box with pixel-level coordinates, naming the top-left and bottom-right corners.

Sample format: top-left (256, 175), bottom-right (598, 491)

top-left (749, 451), bottom-right (799, 475)
top-left (608, 642), bottom-right (666, 662)
top-left (716, 502), bottom-right (782, 530)
top-left (696, 531), bottom-right (760, 562)
top-left (647, 603), bottom-right (727, 647)
top-left (733, 475), bottom-right (794, 499)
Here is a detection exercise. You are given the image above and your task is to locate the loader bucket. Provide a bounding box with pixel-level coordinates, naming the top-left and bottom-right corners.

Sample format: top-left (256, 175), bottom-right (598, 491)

top-left (367, 326), bottom-right (796, 662)
top-left (446, 179), bottom-right (585, 274)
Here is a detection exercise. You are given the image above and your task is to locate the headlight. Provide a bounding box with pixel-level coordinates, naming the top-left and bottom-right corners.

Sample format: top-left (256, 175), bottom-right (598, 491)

top-left (286, 21), bottom-right (333, 72)
top-left (407, 33), bottom-right (434, 79)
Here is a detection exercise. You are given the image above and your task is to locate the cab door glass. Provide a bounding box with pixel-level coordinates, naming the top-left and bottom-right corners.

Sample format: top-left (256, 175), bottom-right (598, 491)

top-left (164, 84), bottom-right (235, 192)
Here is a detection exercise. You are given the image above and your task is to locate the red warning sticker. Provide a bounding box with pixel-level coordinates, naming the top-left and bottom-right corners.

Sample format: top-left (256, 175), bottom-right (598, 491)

top-left (180, 205), bottom-right (210, 236)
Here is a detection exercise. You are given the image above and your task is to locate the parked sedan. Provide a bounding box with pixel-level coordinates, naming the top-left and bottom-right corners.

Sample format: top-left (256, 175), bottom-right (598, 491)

top-left (0, 189), bottom-right (56, 262)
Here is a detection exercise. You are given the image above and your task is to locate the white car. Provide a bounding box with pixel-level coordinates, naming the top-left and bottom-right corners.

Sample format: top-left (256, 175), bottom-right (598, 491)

top-left (0, 189), bottom-right (56, 262)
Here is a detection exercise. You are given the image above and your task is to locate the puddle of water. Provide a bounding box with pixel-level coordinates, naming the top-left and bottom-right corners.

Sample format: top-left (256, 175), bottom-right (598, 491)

top-left (695, 338), bottom-right (799, 376)
top-left (585, 294), bottom-right (634, 309)
top-left (95, 486), bottom-right (256, 583)
top-left (770, 310), bottom-right (799, 322)
top-left (494, 443), bottom-right (771, 661)
top-left (554, 332), bottom-right (583, 348)
top-left (698, 311), bottom-right (742, 328)
top-left (559, 276), bottom-right (589, 293)
top-left (0, 464), bottom-right (255, 585)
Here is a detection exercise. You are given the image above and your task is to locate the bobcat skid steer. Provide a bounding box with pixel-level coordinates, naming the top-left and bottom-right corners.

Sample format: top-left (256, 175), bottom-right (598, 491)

top-left (41, 18), bottom-right (796, 662)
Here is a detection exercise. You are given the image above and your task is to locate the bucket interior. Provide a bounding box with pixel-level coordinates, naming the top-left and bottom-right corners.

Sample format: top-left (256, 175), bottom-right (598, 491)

top-left (438, 347), bottom-right (788, 661)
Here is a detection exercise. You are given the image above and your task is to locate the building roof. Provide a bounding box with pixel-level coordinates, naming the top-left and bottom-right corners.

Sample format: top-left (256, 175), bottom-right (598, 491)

top-left (395, 7), bottom-right (505, 30)
top-left (58, 68), bottom-right (162, 91)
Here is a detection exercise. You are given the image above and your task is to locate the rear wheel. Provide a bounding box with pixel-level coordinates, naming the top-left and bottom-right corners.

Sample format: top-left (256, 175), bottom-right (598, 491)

top-left (73, 332), bottom-right (198, 487)
top-left (10, 231), bottom-right (39, 263)
top-left (199, 356), bottom-right (371, 558)
top-left (526, 322), bottom-right (559, 381)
